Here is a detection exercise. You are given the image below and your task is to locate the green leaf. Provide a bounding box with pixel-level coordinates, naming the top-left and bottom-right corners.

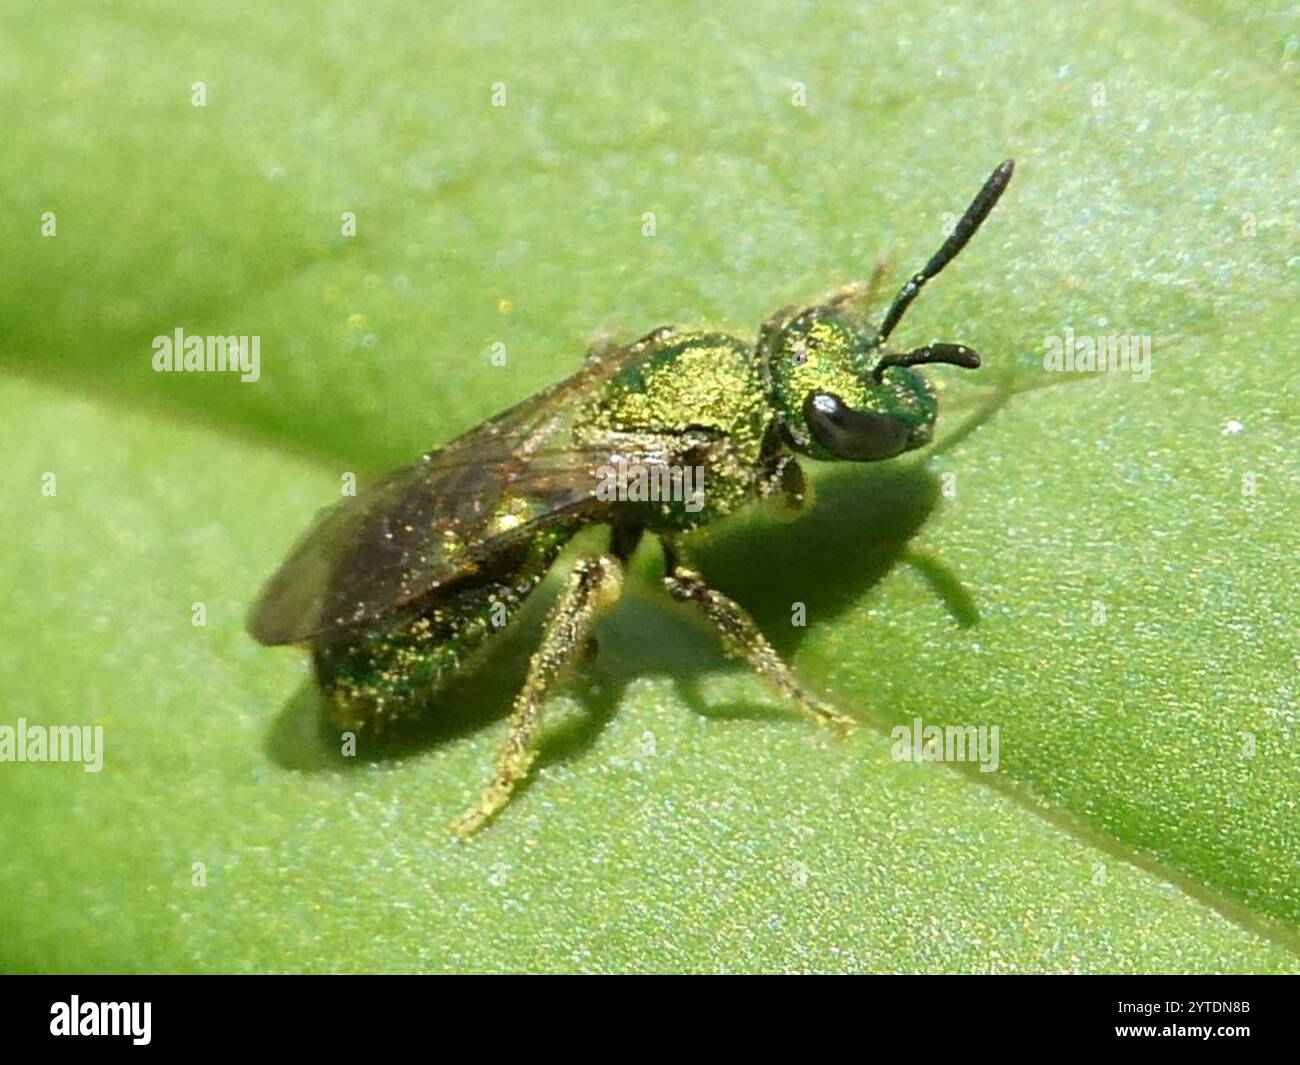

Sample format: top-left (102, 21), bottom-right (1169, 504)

top-left (2, 0), bottom-right (1297, 972)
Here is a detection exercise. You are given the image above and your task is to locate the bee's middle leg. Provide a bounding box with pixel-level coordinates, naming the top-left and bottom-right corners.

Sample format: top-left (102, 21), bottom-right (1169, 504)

top-left (453, 553), bottom-right (624, 838)
top-left (661, 541), bottom-right (855, 734)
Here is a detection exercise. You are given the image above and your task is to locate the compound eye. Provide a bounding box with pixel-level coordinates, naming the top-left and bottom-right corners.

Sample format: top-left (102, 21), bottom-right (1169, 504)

top-left (802, 391), bottom-right (910, 461)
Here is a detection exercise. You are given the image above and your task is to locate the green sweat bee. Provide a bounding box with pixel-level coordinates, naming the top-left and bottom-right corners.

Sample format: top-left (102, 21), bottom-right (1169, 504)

top-left (249, 159), bottom-right (1015, 836)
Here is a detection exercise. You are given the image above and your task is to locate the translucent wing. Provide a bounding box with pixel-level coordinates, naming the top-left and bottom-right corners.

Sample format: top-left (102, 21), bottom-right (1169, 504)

top-left (248, 339), bottom-right (675, 645)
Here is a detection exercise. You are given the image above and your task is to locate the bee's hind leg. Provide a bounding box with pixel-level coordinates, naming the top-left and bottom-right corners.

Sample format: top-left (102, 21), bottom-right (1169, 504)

top-left (453, 554), bottom-right (624, 839)
top-left (661, 540), bottom-right (855, 735)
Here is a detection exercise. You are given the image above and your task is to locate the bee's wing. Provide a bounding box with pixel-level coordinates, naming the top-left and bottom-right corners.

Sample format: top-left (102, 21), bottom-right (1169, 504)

top-left (248, 338), bottom-right (669, 645)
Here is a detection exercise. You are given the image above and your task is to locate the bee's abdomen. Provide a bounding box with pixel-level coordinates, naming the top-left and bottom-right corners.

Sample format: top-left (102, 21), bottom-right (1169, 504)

top-left (313, 539), bottom-right (566, 730)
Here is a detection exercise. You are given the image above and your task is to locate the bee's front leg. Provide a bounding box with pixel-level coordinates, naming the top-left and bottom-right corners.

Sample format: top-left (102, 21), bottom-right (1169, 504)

top-left (757, 453), bottom-right (811, 516)
top-left (453, 553), bottom-right (624, 839)
top-left (759, 258), bottom-right (894, 353)
top-left (822, 256), bottom-right (892, 313)
top-left (661, 541), bottom-right (855, 735)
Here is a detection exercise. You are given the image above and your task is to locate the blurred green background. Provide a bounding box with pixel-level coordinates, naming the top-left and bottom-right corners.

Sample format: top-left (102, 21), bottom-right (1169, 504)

top-left (1, 0), bottom-right (1297, 972)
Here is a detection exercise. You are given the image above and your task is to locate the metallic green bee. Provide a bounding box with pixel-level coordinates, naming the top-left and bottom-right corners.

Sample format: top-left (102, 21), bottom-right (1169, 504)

top-left (249, 159), bottom-right (1015, 836)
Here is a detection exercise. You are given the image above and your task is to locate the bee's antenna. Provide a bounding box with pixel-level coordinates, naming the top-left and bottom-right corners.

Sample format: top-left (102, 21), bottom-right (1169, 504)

top-left (875, 159), bottom-right (1015, 345)
top-left (873, 342), bottom-right (981, 383)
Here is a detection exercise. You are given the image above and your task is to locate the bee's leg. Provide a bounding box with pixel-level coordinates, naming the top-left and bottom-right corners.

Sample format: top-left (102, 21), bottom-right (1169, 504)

top-left (661, 541), bottom-right (855, 734)
top-left (757, 453), bottom-right (811, 515)
top-left (453, 554), bottom-right (624, 838)
top-left (824, 256), bottom-right (892, 312)
top-left (758, 260), bottom-right (891, 353)
top-left (758, 303), bottom-right (801, 353)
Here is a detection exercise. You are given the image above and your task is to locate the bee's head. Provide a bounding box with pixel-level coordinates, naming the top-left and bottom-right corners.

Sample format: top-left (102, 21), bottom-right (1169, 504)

top-left (760, 158), bottom-right (1014, 463)
top-left (764, 307), bottom-right (979, 462)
